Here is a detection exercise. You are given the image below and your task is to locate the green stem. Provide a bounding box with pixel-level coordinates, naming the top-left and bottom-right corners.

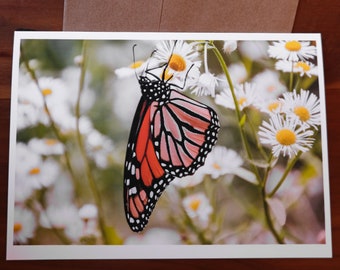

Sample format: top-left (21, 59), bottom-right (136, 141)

top-left (294, 76), bottom-right (301, 92)
top-left (261, 153), bottom-right (274, 189)
top-left (210, 41), bottom-right (285, 243)
top-left (289, 61), bottom-right (294, 92)
top-left (210, 41), bottom-right (261, 183)
top-left (268, 151), bottom-right (302, 198)
top-left (75, 40), bottom-right (109, 244)
top-left (261, 186), bottom-right (285, 244)
top-left (209, 41), bottom-right (241, 119)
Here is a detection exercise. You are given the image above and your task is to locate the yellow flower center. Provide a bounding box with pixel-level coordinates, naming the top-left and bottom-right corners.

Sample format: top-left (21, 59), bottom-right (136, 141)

top-left (14, 223), bottom-right (23, 233)
top-left (44, 138), bottom-right (58, 146)
top-left (41, 88), bottom-right (53, 96)
top-left (276, 129), bottom-right (296, 146)
top-left (129, 61), bottom-right (143, 69)
top-left (189, 198), bottom-right (201, 211)
top-left (267, 101), bottom-right (281, 112)
top-left (29, 167), bottom-right (41, 175)
top-left (267, 85), bottom-right (276, 92)
top-left (238, 97), bottom-right (247, 106)
top-left (285, 40), bottom-right (302, 51)
top-left (168, 54), bottom-right (186, 72)
top-left (212, 163), bottom-right (221, 170)
top-left (294, 61), bottom-right (311, 71)
top-left (294, 106), bottom-right (310, 122)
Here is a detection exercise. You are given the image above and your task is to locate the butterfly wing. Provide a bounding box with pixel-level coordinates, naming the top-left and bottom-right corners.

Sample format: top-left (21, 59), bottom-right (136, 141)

top-left (124, 91), bottom-right (219, 232)
top-left (152, 90), bottom-right (220, 177)
top-left (124, 97), bottom-right (175, 232)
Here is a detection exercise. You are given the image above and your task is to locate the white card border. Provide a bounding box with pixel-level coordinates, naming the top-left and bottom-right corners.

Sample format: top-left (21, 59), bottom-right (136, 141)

top-left (7, 31), bottom-right (332, 260)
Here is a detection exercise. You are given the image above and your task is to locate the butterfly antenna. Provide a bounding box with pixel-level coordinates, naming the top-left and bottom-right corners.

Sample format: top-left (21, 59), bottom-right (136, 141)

top-left (132, 44), bottom-right (139, 80)
top-left (162, 40), bottom-right (178, 81)
top-left (182, 63), bottom-right (194, 89)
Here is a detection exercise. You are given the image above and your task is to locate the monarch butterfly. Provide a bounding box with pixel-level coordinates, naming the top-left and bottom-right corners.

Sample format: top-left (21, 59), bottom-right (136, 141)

top-left (124, 41), bottom-right (220, 232)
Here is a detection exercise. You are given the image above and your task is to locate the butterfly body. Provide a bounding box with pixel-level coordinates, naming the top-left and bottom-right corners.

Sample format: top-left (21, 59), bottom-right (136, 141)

top-left (139, 75), bottom-right (171, 105)
top-left (124, 53), bottom-right (220, 233)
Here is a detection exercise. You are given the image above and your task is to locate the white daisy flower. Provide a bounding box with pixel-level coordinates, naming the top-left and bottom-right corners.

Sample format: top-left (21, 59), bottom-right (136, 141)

top-left (40, 204), bottom-right (80, 230)
top-left (13, 206), bottom-right (37, 244)
top-left (15, 174), bottom-right (34, 203)
top-left (268, 40), bottom-right (317, 62)
top-left (256, 99), bottom-right (283, 115)
top-left (114, 60), bottom-right (147, 78)
top-left (28, 138), bottom-right (64, 156)
top-left (280, 89), bottom-right (321, 129)
top-left (228, 62), bottom-right (248, 84)
top-left (154, 40), bottom-right (200, 70)
top-left (39, 177), bottom-right (84, 242)
top-left (215, 82), bottom-right (258, 111)
top-left (252, 70), bottom-right (287, 101)
top-left (37, 77), bottom-right (69, 108)
top-left (16, 102), bottom-right (40, 130)
top-left (27, 59), bottom-right (40, 70)
top-left (15, 143), bottom-right (60, 189)
top-left (238, 41), bottom-right (269, 61)
top-left (293, 61), bottom-right (318, 77)
top-left (44, 173), bottom-right (75, 208)
top-left (111, 76), bottom-right (141, 128)
top-left (60, 67), bottom-right (95, 113)
top-left (18, 79), bottom-right (44, 108)
top-left (17, 70), bottom-right (37, 99)
top-left (85, 129), bottom-right (115, 168)
top-left (275, 60), bottom-right (318, 77)
top-left (79, 204), bottom-right (98, 220)
top-left (274, 59), bottom-right (295, 74)
top-left (78, 204), bottom-right (98, 236)
top-left (216, 63), bottom-right (248, 90)
top-left (183, 192), bottom-right (213, 228)
top-left (15, 142), bottom-right (41, 174)
top-left (59, 115), bottom-right (94, 135)
top-left (152, 40), bottom-right (201, 88)
top-left (37, 103), bottom-right (75, 130)
top-left (202, 145), bottom-right (256, 184)
top-left (27, 158), bottom-right (60, 189)
top-left (191, 72), bottom-right (218, 97)
top-left (18, 76), bottom-right (76, 129)
top-left (223, 40), bottom-right (237, 54)
top-left (258, 113), bottom-right (315, 158)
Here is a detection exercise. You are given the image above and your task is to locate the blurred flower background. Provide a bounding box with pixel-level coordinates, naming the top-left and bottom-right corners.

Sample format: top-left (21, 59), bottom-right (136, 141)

top-left (12, 38), bottom-right (325, 245)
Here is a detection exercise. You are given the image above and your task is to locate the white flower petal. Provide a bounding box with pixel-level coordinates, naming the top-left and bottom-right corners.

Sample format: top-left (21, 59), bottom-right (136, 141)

top-left (234, 167), bottom-right (257, 184)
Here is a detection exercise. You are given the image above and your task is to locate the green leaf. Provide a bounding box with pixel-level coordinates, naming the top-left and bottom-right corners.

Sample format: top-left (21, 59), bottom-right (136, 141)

top-left (239, 114), bottom-right (247, 127)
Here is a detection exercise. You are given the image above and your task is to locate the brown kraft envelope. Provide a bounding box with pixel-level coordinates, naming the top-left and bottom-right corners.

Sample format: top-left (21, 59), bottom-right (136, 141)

top-left (63, 0), bottom-right (299, 32)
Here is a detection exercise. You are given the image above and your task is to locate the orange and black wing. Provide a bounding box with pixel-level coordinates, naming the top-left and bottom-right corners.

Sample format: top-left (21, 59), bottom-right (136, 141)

top-left (124, 97), bottom-right (174, 232)
top-left (124, 92), bottom-right (219, 232)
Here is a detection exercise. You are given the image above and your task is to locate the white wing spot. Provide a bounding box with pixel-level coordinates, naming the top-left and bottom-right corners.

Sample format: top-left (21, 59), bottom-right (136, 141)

top-left (129, 187), bottom-right (137, 195)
